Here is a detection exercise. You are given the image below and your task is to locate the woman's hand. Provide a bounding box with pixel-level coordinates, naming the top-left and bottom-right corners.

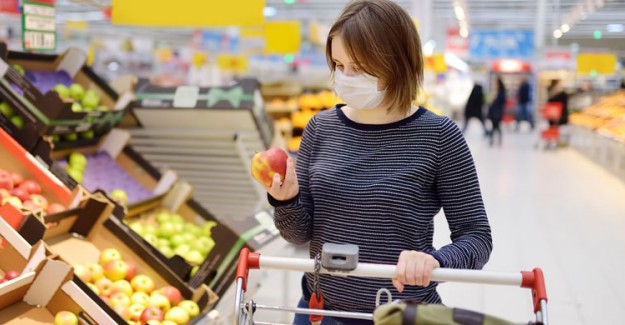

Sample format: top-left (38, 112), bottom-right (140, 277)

top-left (266, 157), bottom-right (299, 201)
top-left (393, 251), bottom-right (440, 293)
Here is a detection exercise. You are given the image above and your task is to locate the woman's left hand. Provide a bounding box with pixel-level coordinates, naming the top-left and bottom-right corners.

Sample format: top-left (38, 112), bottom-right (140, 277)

top-left (392, 251), bottom-right (440, 293)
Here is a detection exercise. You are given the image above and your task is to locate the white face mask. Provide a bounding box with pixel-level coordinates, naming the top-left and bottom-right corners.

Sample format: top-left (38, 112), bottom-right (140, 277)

top-left (334, 70), bottom-right (386, 110)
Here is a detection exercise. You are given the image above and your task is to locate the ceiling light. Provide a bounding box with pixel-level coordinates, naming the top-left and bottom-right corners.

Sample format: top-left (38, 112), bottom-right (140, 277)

top-left (459, 28), bottom-right (468, 38)
top-left (454, 6), bottom-right (465, 21)
top-left (606, 24), bottom-right (625, 32)
top-left (561, 24), bottom-right (570, 33)
top-left (553, 30), bottom-right (563, 38)
top-left (263, 7), bottom-right (277, 17)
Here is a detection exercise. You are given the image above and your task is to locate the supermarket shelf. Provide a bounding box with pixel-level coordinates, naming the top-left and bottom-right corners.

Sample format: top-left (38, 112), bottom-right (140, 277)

top-left (570, 125), bottom-right (625, 182)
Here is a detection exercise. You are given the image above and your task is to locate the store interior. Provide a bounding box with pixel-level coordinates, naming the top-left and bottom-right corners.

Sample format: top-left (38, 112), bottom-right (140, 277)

top-left (0, 0), bottom-right (625, 324)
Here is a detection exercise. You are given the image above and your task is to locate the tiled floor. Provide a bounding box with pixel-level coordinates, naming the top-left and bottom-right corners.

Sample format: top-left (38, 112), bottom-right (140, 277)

top-left (224, 121), bottom-right (625, 324)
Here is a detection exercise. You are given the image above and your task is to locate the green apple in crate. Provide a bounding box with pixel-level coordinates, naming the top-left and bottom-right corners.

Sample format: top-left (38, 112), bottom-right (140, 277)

top-left (10, 115), bottom-right (24, 129)
top-left (0, 102), bottom-right (14, 117)
top-left (53, 84), bottom-right (70, 99)
top-left (110, 189), bottom-right (129, 206)
top-left (69, 83), bottom-right (85, 101)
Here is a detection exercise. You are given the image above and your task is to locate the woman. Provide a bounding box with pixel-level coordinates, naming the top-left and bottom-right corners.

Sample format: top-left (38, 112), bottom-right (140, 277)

top-left (258, 1), bottom-right (492, 323)
top-left (488, 77), bottom-right (506, 146)
top-left (547, 79), bottom-right (569, 126)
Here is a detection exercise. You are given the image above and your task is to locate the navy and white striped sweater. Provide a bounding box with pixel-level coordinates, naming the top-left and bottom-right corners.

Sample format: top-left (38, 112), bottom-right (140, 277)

top-left (270, 105), bottom-right (492, 314)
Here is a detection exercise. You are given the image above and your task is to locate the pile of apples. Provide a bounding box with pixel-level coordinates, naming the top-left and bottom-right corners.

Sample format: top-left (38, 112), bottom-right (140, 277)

top-left (52, 83), bottom-right (109, 114)
top-left (0, 270), bottom-right (20, 284)
top-left (74, 248), bottom-right (200, 324)
top-left (0, 169), bottom-right (66, 214)
top-left (53, 311), bottom-right (78, 325)
top-left (126, 210), bottom-right (217, 268)
top-left (0, 101), bottom-right (25, 130)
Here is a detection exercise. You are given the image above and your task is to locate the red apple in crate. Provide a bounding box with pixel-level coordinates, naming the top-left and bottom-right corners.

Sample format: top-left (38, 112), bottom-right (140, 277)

top-left (112, 304), bottom-right (131, 320)
top-left (53, 311), bottom-right (78, 325)
top-left (2, 196), bottom-right (22, 209)
top-left (9, 187), bottom-right (29, 202)
top-left (112, 279), bottom-right (134, 296)
top-left (110, 292), bottom-right (132, 308)
top-left (148, 292), bottom-right (171, 312)
top-left (125, 260), bottom-right (137, 281)
top-left (95, 278), bottom-right (114, 297)
top-left (157, 286), bottom-right (183, 306)
top-left (140, 307), bottom-right (164, 323)
top-left (129, 303), bottom-right (146, 321)
top-left (131, 274), bottom-right (155, 294)
top-left (47, 203), bottom-right (66, 214)
top-left (74, 264), bottom-right (91, 283)
top-left (22, 200), bottom-right (42, 212)
top-left (177, 300), bottom-right (200, 318)
top-left (4, 271), bottom-right (20, 281)
top-left (28, 194), bottom-right (48, 209)
top-left (87, 263), bottom-right (104, 282)
top-left (0, 171), bottom-right (13, 190)
top-left (103, 260), bottom-right (129, 281)
top-left (18, 180), bottom-right (42, 195)
top-left (164, 306), bottom-right (190, 325)
top-left (10, 173), bottom-right (23, 186)
top-left (99, 248), bottom-right (122, 266)
top-left (251, 147), bottom-right (289, 188)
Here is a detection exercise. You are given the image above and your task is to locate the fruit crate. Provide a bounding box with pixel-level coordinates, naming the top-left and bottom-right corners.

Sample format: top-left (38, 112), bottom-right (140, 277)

top-left (129, 78), bottom-right (271, 218)
top-left (0, 42), bottom-right (133, 137)
top-left (0, 216), bottom-right (121, 324)
top-left (49, 128), bottom-right (178, 206)
top-left (14, 192), bottom-right (218, 324)
top-left (0, 97), bottom-right (43, 151)
top-left (0, 128), bottom-right (85, 235)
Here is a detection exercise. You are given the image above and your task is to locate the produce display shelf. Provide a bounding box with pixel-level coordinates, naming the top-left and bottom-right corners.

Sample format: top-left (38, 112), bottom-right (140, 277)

top-left (570, 125), bottom-right (625, 182)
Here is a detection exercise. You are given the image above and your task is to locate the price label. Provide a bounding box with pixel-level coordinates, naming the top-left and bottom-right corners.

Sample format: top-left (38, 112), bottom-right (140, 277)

top-left (22, 1), bottom-right (56, 51)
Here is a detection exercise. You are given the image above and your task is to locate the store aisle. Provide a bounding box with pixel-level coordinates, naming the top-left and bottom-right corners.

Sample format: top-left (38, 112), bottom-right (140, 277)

top-left (248, 122), bottom-right (625, 324)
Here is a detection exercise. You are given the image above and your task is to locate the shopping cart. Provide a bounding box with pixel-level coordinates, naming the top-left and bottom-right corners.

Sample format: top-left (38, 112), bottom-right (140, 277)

top-left (535, 102), bottom-right (563, 150)
top-left (234, 245), bottom-right (548, 325)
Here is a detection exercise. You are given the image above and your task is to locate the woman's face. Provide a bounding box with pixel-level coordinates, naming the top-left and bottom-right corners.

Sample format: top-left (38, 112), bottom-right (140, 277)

top-left (331, 35), bottom-right (386, 91)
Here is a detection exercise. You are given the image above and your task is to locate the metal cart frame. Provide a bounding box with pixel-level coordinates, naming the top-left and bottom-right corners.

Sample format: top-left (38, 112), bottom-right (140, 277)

top-left (234, 248), bottom-right (548, 325)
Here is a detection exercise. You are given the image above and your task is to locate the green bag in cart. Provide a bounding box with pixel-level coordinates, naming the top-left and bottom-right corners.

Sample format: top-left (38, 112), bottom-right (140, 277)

top-left (373, 302), bottom-right (522, 325)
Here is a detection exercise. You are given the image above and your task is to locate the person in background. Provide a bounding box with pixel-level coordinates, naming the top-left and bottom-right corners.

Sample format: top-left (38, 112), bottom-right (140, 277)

top-left (515, 75), bottom-right (534, 131)
top-left (256, 1), bottom-right (493, 324)
top-left (620, 78), bottom-right (625, 90)
top-left (462, 82), bottom-right (488, 135)
top-left (488, 77), bottom-right (506, 146)
top-left (547, 79), bottom-right (569, 126)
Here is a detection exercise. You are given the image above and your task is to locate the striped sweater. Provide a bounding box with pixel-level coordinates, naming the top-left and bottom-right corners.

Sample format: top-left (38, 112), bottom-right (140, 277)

top-left (270, 105), bottom-right (492, 316)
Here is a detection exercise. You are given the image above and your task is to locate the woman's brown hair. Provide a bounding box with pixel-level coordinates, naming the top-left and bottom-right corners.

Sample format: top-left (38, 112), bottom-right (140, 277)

top-left (326, 0), bottom-right (424, 115)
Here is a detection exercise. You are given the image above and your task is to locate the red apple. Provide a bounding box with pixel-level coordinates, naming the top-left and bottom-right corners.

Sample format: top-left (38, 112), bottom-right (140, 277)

top-left (19, 180), bottom-right (42, 195)
top-left (0, 278), bottom-right (6, 284)
top-left (9, 187), bottom-right (30, 202)
top-left (10, 173), bottom-right (23, 186)
top-left (0, 171), bottom-right (14, 190)
top-left (28, 194), bottom-right (48, 209)
top-left (2, 196), bottom-right (22, 209)
top-left (112, 304), bottom-right (131, 320)
top-left (157, 286), bottom-right (183, 306)
top-left (148, 292), bottom-right (171, 312)
top-left (164, 306), bottom-right (190, 325)
top-left (22, 200), bottom-right (42, 212)
top-left (99, 248), bottom-right (122, 266)
top-left (110, 292), bottom-right (132, 308)
top-left (124, 260), bottom-right (137, 281)
top-left (4, 270), bottom-right (20, 281)
top-left (177, 300), bottom-right (200, 318)
top-left (129, 303), bottom-right (146, 321)
top-left (131, 274), bottom-right (155, 294)
top-left (103, 260), bottom-right (128, 281)
top-left (140, 307), bottom-right (164, 323)
top-left (112, 279), bottom-right (134, 296)
top-left (251, 147), bottom-right (288, 188)
top-left (95, 278), bottom-right (114, 297)
top-left (47, 203), bottom-right (66, 214)
top-left (53, 311), bottom-right (78, 325)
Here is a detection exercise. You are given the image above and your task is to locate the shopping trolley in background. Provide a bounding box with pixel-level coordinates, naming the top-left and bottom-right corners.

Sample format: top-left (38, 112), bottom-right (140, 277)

top-left (536, 102), bottom-right (564, 150)
top-left (234, 244), bottom-right (548, 325)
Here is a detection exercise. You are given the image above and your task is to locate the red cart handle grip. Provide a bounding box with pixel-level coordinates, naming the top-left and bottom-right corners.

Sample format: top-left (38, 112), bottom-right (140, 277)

top-left (236, 248), bottom-right (261, 292)
top-left (521, 268), bottom-right (548, 313)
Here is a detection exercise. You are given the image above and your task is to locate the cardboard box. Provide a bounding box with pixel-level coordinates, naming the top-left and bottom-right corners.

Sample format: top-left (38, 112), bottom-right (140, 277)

top-left (0, 128), bottom-right (82, 234)
top-left (49, 128), bottom-right (177, 205)
top-left (22, 192), bottom-right (218, 321)
top-left (0, 215), bottom-right (121, 324)
top-left (0, 42), bottom-right (133, 136)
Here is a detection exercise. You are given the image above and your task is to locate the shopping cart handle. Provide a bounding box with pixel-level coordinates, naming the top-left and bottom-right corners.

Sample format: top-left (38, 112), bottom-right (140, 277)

top-left (235, 248), bottom-right (259, 291)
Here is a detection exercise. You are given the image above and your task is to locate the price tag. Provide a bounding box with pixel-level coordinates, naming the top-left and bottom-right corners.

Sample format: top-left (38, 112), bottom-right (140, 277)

top-left (22, 1), bottom-right (56, 51)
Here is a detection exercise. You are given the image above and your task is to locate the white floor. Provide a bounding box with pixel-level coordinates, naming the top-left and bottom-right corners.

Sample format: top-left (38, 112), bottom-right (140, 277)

top-left (242, 121), bottom-right (625, 324)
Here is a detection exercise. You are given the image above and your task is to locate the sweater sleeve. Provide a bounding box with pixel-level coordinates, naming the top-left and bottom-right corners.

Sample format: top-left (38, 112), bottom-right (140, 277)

top-left (269, 116), bottom-right (316, 245)
top-left (430, 118), bottom-right (493, 269)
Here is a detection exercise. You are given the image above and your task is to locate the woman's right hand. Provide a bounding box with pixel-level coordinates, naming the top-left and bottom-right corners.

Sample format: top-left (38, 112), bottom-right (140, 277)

top-left (266, 157), bottom-right (299, 201)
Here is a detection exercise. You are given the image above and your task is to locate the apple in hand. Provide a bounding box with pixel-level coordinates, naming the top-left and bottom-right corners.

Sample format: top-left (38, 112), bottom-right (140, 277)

top-left (103, 260), bottom-right (129, 281)
top-left (140, 307), bottom-right (164, 323)
top-left (18, 180), bottom-right (42, 195)
top-left (99, 248), bottom-right (122, 266)
top-left (53, 311), bottom-right (78, 325)
top-left (157, 286), bottom-right (183, 306)
top-left (251, 147), bottom-right (289, 188)
top-left (148, 292), bottom-right (171, 312)
top-left (0, 171), bottom-right (13, 190)
top-left (129, 303), bottom-right (146, 321)
top-left (177, 300), bottom-right (200, 318)
top-left (164, 306), bottom-right (190, 325)
top-left (9, 187), bottom-right (29, 202)
top-left (112, 279), bottom-right (134, 296)
top-left (131, 274), bottom-right (155, 294)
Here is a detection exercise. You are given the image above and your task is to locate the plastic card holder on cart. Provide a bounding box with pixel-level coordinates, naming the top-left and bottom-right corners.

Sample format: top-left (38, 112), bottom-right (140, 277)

top-left (321, 243), bottom-right (359, 272)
